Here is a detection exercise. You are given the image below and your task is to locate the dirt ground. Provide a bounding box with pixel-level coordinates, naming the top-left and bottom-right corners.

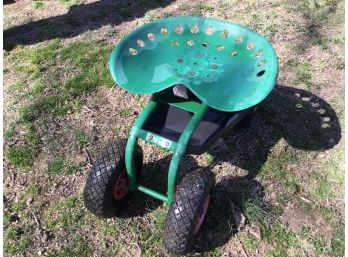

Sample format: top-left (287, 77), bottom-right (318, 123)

top-left (3, 0), bottom-right (345, 256)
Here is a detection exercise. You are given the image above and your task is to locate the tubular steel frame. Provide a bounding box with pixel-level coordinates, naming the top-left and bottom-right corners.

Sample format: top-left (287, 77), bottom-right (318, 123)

top-left (125, 93), bottom-right (209, 206)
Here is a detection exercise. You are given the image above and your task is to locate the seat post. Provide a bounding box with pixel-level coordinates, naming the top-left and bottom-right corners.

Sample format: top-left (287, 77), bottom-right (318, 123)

top-left (167, 103), bottom-right (209, 206)
top-left (125, 96), bottom-right (209, 206)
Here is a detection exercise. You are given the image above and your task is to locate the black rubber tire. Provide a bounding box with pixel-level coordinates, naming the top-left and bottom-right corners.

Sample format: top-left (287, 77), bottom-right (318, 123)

top-left (163, 168), bottom-right (215, 255)
top-left (83, 139), bottom-right (143, 218)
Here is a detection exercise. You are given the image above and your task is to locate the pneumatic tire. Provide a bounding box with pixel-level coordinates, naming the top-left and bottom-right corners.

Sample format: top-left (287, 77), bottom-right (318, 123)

top-left (83, 139), bottom-right (143, 218)
top-left (163, 168), bottom-right (215, 254)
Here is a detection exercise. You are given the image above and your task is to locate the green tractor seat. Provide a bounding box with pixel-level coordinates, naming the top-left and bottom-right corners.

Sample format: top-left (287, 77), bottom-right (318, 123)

top-left (109, 16), bottom-right (278, 112)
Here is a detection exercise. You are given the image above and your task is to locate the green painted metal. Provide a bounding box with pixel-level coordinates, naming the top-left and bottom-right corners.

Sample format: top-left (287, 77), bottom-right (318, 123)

top-left (131, 127), bottom-right (178, 152)
top-left (125, 101), bottom-right (158, 190)
top-left (125, 98), bottom-right (209, 205)
top-left (155, 90), bottom-right (203, 113)
top-left (137, 185), bottom-right (168, 202)
top-left (167, 103), bottom-right (209, 205)
top-left (109, 16), bottom-right (278, 112)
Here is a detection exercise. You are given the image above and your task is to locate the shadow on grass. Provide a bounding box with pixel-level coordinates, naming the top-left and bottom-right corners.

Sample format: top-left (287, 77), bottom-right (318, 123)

top-left (4, 0), bottom-right (15, 5)
top-left (95, 85), bottom-right (341, 252)
top-left (116, 154), bottom-right (198, 218)
top-left (4, 0), bottom-right (173, 50)
top-left (196, 85), bottom-right (341, 252)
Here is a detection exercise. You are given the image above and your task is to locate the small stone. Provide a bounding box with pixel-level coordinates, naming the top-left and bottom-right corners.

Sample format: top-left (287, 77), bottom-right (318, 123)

top-left (233, 205), bottom-right (246, 231)
top-left (26, 197), bottom-right (33, 206)
top-left (41, 233), bottom-right (48, 243)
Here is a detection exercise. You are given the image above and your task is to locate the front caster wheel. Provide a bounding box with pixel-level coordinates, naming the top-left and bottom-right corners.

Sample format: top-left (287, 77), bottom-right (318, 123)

top-left (83, 139), bottom-right (143, 218)
top-left (163, 168), bottom-right (215, 255)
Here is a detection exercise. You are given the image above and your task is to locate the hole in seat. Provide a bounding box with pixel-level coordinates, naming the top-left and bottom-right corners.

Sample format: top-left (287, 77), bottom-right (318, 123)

top-left (206, 26), bottom-right (214, 35)
top-left (257, 70), bottom-right (265, 77)
top-left (147, 32), bottom-right (155, 41)
top-left (235, 35), bottom-right (243, 43)
top-left (187, 40), bottom-right (194, 46)
top-left (160, 28), bottom-right (168, 36)
top-left (129, 48), bottom-right (137, 55)
top-left (220, 30), bottom-right (229, 38)
top-left (255, 51), bottom-right (263, 57)
top-left (171, 41), bottom-right (180, 47)
top-left (202, 42), bottom-right (209, 47)
top-left (257, 60), bottom-right (266, 66)
top-left (247, 42), bottom-right (255, 49)
top-left (137, 39), bottom-right (145, 47)
top-left (191, 25), bottom-right (199, 34)
top-left (175, 25), bottom-right (184, 34)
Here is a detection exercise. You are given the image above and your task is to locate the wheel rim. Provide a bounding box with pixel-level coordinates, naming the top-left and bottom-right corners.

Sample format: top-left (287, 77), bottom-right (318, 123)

top-left (194, 195), bottom-right (211, 235)
top-left (113, 169), bottom-right (129, 200)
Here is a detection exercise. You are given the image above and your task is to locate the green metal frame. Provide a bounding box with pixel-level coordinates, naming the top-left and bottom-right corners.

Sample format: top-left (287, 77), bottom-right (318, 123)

top-left (125, 93), bottom-right (209, 206)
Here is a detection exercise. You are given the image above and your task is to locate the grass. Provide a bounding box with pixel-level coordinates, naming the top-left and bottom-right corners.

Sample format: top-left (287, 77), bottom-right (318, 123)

top-left (4, 225), bottom-right (33, 255)
top-left (47, 158), bottom-right (82, 175)
top-left (13, 39), bottom-right (113, 122)
top-left (32, 0), bottom-right (43, 9)
top-left (11, 185), bottom-right (40, 212)
top-left (6, 124), bottom-right (40, 168)
top-left (59, 0), bottom-right (83, 8)
top-left (6, 39), bottom-right (113, 169)
top-left (44, 196), bottom-right (86, 230)
top-left (263, 224), bottom-right (299, 254)
top-left (241, 198), bottom-right (270, 225)
top-left (244, 234), bottom-right (260, 251)
top-left (47, 236), bottom-right (91, 257)
top-left (3, 0), bottom-right (344, 256)
top-left (287, 59), bottom-right (313, 90)
top-left (119, 108), bottom-right (130, 118)
top-left (203, 152), bottom-right (215, 165)
top-left (74, 129), bottom-right (88, 148)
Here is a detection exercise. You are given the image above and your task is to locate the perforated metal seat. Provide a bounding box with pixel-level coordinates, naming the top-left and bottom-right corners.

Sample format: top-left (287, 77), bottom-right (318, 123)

top-left (109, 16), bottom-right (278, 112)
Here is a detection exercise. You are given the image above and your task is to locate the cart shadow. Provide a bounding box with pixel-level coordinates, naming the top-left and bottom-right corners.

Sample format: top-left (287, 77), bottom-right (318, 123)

top-left (196, 85), bottom-right (341, 252)
top-left (117, 154), bottom-right (199, 218)
top-left (117, 85), bottom-right (341, 253)
top-left (4, 0), bottom-right (173, 50)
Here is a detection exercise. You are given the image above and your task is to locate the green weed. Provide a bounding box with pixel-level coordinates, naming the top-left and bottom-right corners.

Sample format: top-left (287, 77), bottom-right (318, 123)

top-left (25, 184), bottom-right (40, 197)
top-left (47, 158), bottom-right (82, 175)
top-left (47, 236), bottom-right (91, 257)
top-left (47, 158), bottom-right (65, 175)
top-left (44, 196), bottom-right (86, 230)
top-left (59, 0), bottom-right (82, 8)
top-left (4, 225), bottom-right (32, 255)
top-left (262, 223), bottom-right (299, 255)
top-left (6, 124), bottom-right (39, 168)
top-left (75, 129), bottom-right (88, 148)
top-left (241, 198), bottom-right (270, 225)
top-left (32, 0), bottom-right (43, 9)
top-left (313, 235), bottom-right (327, 256)
top-left (330, 225), bottom-right (344, 256)
top-left (195, 3), bottom-right (214, 12)
top-left (119, 108), bottom-right (130, 118)
top-left (4, 127), bottom-right (15, 139)
top-left (244, 234), bottom-right (260, 251)
top-left (203, 152), bottom-right (215, 165)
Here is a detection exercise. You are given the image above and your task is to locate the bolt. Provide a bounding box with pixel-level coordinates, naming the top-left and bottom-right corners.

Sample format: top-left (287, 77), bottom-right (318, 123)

top-left (165, 141), bottom-right (169, 147)
top-left (148, 135), bottom-right (153, 140)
